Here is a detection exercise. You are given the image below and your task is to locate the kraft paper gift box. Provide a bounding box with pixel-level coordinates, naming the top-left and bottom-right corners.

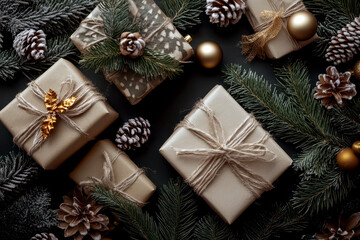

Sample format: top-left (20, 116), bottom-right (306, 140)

top-left (159, 85), bottom-right (293, 224)
top-left (70, 139), bottom-right (156, 204)
top-left (0, 59), bottom-right (118, 170)
top-left (71, 0), bottom-right (193, 105)
top-left (244, 0), bottom-right (318, 59)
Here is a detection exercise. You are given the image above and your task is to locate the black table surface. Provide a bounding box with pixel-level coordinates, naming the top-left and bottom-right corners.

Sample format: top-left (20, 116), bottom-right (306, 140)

top-left (0, 11), bottom-right (330, 238)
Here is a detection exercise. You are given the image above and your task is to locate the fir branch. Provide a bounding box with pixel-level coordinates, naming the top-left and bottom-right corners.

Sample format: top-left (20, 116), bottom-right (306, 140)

top-left (241, 203), bottom-right (309, 240)
top-left (291, 168), bottom-right (354, 215)
top-left (194, 215), bottom-right (236, 240)
top-left (91, 184), bottom-right (160, 240)
top-left (159, 0), bottom-right (204, 30)
top-left (157, 178), bottom-right (197, 240)
top-left (0, 49), bottom-right (21, 82)
top-left (0, 151), bottom-right (40, 203)
top-left (0, 186), bottom-right (57, 240)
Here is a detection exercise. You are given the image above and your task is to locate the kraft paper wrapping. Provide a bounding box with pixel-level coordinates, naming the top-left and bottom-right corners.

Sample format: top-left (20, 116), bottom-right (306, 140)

top-left (245, 0), bottom-right (318, 59)
top-left (0, 59), bottom-right (119, 170)
top-left (71, 0), bottom-right (194, 105)
top-left (159, 85), bottom-right (293, 224)
top-left (70, 139), bottom-right (156, 204)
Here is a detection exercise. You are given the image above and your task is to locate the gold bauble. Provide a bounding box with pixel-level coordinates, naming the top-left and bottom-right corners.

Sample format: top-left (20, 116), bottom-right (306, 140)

top-left (351, 60), bottom-right (360, 80)
top-left (352, 141), bottom-right (360, 155)
top-left (336, 148), bottom-right (360, 170)
top-left (287, 11), bottom-right (318, 41)
top-left (196, 41), bottom-right (223, 69)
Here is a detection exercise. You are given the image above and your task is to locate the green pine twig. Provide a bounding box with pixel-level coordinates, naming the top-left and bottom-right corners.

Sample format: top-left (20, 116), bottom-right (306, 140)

top-left (194, 215), bottom-right (236, 240)
top-left (0, 49), bottom-right (21, 81)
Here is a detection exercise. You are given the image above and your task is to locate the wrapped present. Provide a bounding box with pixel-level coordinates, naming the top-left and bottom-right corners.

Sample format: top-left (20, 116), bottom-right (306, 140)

top-left (243, 0), bottom-right (318, 60)
top-left (71, 0), bottom-right (193, 105)
top-left (159, 85), bottom-right (293, 224)
top-left (0, 59), bottom-right (118, 170)
top-left (70, 139), bottom-right (156, 205)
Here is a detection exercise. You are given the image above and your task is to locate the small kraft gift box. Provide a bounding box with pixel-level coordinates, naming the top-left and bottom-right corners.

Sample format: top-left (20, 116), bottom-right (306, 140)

top-left (71, 0), bottom-right (193, 105)
top-left (0, 59), bottom-right (118, 170)
top-left (160, 85), bottom-right (293, 224)
top-left (70, 139), bottom-right (156, 205)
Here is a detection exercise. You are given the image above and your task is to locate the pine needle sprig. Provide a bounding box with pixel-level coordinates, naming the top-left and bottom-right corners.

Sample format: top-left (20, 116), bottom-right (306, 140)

top-left (160, 0), bottom-right (204, 30)
top-left (0, 151), bottom-right (40, 203)
top-left (91, 184), bottom-right (160, 240)
top-left (194, 215), bottom-right (236, 240)
top-left (0, 49), bottom-right (21, 81)
top-left (157, 178), bottom-right (198, 240)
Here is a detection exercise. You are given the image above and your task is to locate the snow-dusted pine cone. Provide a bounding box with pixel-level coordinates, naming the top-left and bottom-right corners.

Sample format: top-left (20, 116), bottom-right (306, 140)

top-left (119, 32), bottom-right (145, 58)
top-left (205, 0), bottom-right (246, 27)
top-left (13, 29), bottom-right (47, 60)
top-left (30, 233), bottom-right (58, 240)
top-left (115, 117), bottom-right (151, 151)
top-left (325, 17), bottom-right (360, 65)
top-left (314, 66), bottom-right (357, 109)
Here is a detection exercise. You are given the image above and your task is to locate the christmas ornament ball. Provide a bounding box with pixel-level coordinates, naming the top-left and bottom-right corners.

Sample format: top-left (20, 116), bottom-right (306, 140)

top-left (336, 148), bottom-right (360, 170)
top-left (196, 41), bottom-right (223, 69)
top-left (287, 11), bottom-right (318, 41)
top-left (352, 141), bottom-right (360, 155)
top-left (352, 60), bottom-right (360, 80)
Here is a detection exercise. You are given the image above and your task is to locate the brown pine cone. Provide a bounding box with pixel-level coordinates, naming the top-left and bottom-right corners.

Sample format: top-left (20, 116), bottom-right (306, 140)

top-left (115, 117), bottom-right (151, 151)
top-left (314, 66), bottom-right (357, 109)
top-left (316, 212), bottom-right (360, 240)
top-left (325, 17), bottom-right (360, 65)
top-left (205, 0), bottom-right (246, 27)
top-left (57, 186), bottom-right (110, 240)
top-left (13, 29), bottom-right (47, 60)
top-left (119, 32), bottom-right (145, 58)
top-left (30, 233), bottom-right (58, 240)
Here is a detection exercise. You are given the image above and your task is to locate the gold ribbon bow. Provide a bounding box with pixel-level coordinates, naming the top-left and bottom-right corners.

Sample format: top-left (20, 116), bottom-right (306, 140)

top-left (173, 101), bottom-right (276, 197)
top-left (41, 89), bottom-right (77, 139)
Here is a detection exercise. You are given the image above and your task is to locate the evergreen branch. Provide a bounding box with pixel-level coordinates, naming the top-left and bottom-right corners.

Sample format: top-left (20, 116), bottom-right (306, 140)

top-left (292, 168), bottom-right (354, 215)
top-left (223, 64), bottom-right (323, 150)
top-left (91, 184), bottom-right (160, 240)
top-left (194, 215), bottom-right (236, 240)
top-left (0, 186), bottom-right (57, 240)
top-left (0, 151), bottom-right (40, 203)
top-left (160, 0), bottom-right (204, 30)
top-left (241, 203), bottom-right (309, 240)
top-left (0, 49), bottom-right (21, 82)
top-left (157, 178), bottom-right (197, 240)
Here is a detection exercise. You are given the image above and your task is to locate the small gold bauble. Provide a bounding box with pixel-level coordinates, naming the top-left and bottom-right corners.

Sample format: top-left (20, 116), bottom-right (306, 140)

top-left (351, 60), bottom-right (360, 80)
top-left (336, 148), bottom-right (360, 170)
top-left (352, 141), bottom-right (360, 155)
top-left (196, 41), bottom-right (223, 69)
top-left (287, 11), bottom-right (318, 41)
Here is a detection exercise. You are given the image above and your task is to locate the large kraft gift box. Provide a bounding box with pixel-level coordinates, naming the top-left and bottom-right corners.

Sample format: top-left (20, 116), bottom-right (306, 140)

top-left (70, 139), bottom-right (156, 204)
top-left (0, 59), bottom-right (118, 170)
top-left (244, 0), bottom-right (318, 59)
top-left (71, 0), bottom-right (193, 105)
top-left (159, 85), bottom-right (293, 224)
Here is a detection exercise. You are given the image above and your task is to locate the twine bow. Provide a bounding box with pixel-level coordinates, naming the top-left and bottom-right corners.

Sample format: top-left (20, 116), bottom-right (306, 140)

top-left (173, 101), bottom-right (276, 197)
top-left (13, 77), bottom-right (105, 155)
top-left (242, 0), bottom-right (305, 61)
top-left (81, 151), bottom-right (145, 206)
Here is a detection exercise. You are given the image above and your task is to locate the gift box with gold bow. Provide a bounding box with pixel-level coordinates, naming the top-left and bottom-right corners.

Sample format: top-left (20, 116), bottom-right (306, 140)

top-left (0, 59), bottom-right (118, 170)
top-left (243, 0), bottom-right (318, 60)
top-left (159, 85), bottom-right (293, 224)
top-left (70, 139), bottom-right (156, 205)
top-left (71, 0), bottom-right (193, 105)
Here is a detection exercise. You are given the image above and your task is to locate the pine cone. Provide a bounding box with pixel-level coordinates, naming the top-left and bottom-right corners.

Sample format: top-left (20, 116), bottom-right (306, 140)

top-left (115, 117), bottom-right (151, 151)
top-left (13, 29), bottom-right (47, 60)
top-left (119, 32), bottom-right (145, 58)
top-left (30, 233), bottom-right (58, 240)
top-left (316, 212), bottom-right (360, 240)
top-left (325, 17), bottom-right (360, 65)
top-left (57, 186), bottom-right (110, 240)
top-left (314, 66), bottom-right (357, 109)
top-left (205, 0), bottom-right (246, 27)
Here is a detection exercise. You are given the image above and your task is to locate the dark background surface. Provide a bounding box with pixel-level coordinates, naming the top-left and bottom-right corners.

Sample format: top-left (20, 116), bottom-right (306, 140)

top-left (0, 9), bottom-right (332, 238)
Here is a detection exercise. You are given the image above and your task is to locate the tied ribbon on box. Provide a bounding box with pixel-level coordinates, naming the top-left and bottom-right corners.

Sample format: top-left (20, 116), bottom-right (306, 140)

top-left (242, 0), bottom-right (304, 61)
top-left (173, 101), bottom-right (276, 197)
top-left (80, 151), bottom-right (145, 206)
top-left (14, 77), bottom-right (105, 155)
